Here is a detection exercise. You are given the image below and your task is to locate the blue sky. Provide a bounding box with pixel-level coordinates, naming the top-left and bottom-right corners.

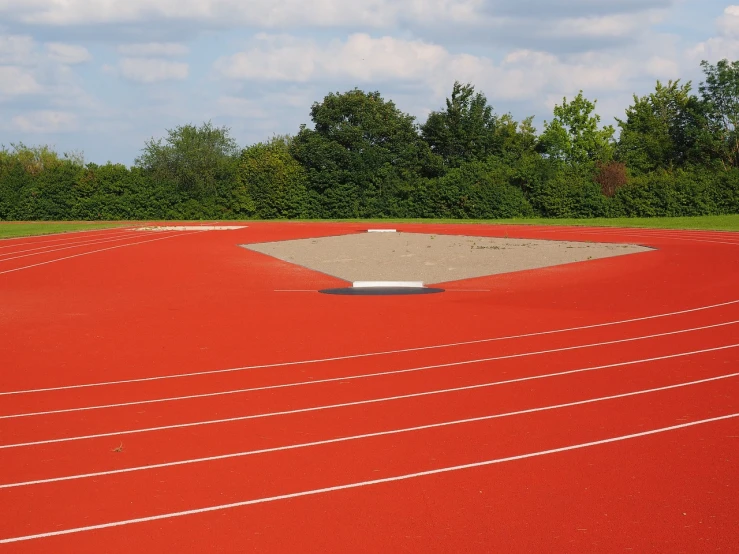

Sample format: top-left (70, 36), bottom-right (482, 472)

top-left (0, 0), bottom-right (736, 165)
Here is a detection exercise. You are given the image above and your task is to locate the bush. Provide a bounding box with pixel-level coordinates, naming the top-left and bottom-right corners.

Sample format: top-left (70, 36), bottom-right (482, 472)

top-left (416, 159), bottom-right (534, 218)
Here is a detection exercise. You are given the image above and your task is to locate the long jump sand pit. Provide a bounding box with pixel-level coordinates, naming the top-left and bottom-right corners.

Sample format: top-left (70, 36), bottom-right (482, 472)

top-left (244, 231), bottom-right (652, 284)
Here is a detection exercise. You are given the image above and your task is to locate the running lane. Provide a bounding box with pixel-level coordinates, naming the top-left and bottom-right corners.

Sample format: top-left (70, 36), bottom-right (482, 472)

top-left (0, 222), bottom-right (737, 552)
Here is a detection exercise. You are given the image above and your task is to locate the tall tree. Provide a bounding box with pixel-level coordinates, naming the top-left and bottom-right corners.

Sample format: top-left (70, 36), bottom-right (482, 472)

top-left (135, 121), bottom-right (240, 196)
top-left (238, 136), bottom-right (308, 219)
top-left (421, 82), bottom-right (499, 167)
top-left (616, 80), bottom-right (700, 173)
top-left (698, 59), bottom-right (739, 168)
top-left (538, 91), bottom-right (615, 168)
top-left (290, 89), bottom-right (432, 217)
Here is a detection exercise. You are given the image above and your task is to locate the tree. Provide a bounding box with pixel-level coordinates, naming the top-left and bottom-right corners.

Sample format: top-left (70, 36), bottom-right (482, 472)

top-left (616, 80), bottom-right (702, 173)
top-left (420, 82), bottom-right (537, 168)
top-left (135, 121), bottom-right (240, 196)
top-left (698, 59), bottom-right (739, 168)
top-left (421, 82), bottom-right (497, 166)
top-left (238, 136), bottom-right (308, 219)
top-left (290, 89), bottom-right (432, 217)
top-left (538, 91), bottom-right (615, 168)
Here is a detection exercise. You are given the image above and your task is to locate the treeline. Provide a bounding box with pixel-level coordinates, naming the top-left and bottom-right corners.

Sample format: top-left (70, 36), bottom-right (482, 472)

top-left (2, 59), bottom-right (739, 221)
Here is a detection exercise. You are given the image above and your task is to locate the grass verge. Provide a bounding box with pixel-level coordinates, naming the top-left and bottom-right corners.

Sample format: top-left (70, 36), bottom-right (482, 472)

top-left (1, 215), bottom-right (737, 238)
top-left (335, 214), bottom-right (739, 231)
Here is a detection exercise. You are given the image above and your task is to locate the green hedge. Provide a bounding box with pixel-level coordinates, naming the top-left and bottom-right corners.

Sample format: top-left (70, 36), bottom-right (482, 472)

top-left (1, 152), bottom-right (738, 221)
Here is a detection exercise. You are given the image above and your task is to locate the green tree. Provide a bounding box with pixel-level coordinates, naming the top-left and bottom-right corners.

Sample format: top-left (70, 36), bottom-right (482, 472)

top-left (421, 82), bottom-right (497, 166)
top-left (538, 91), bottom-right (615, 168)
top-left (698, 59), bottom-right (739, 168)
top-left (420, 82), bottom-right (537, 168)
top-left (616, 80), bottom-right (700, 173)
top-left (238, 136), bottom-right (307, 219)
top-left (135, 121), bottom-right (240, 197)
top-left (290, 89), bottom-right (433, 217)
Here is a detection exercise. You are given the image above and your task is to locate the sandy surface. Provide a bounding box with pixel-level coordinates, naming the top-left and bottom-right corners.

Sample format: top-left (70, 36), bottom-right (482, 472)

top-left (243, 231), bottom-right (652, 285)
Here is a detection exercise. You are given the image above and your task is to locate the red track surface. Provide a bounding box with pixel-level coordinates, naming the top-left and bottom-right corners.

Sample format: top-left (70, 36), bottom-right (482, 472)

top-left (0, 222), bottom-right (737, 552)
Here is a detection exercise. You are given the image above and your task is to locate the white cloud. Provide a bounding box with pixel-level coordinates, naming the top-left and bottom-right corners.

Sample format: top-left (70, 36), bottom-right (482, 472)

top-left (0, 0), bottom-right (668, 42)
top-left (119, 58), bottom-right (189, 83)
top-left (717, 5), bottom-right (739, 37)
top-left (689, 6), bottom-right (739, 62)
top-left (216, 96), bottom-right (268, 118)
top-left (0, 0), bottom-right (465, 27)
top-left (45, 42), bottom-right (91, 64)
top-left (11, 110), bottom-right (78, 133)
top-left (117, 42), bottom-right (189, 57)
top-left (548, 10), bottom-right (665, 39)
top-left (0, 65), bottom-right (42, 95)
top-left (0, 34), bottom-right (35, 64)
top-left (215, 33), bottom-right (662, 106)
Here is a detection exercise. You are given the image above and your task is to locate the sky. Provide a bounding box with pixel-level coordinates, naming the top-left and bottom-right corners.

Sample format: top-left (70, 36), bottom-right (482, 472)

top-left (1, 0), bottom-right (738, 165)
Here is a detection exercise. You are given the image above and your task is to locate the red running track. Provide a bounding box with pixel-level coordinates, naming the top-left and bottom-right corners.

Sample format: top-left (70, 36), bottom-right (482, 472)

top-left (0, 222), bottom-right (737, 552)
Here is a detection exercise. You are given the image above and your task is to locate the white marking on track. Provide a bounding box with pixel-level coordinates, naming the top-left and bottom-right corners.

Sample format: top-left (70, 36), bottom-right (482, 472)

top-left (3, 341), bottom-right (736, 421)
top-left (2, 370), bottom-right (737, 489)
top-left (0, 226), bottom-right (136, 246)
top-left (0, 231), bottom-right (163, 262)
top-left (0, 230), bottom-right (207, 276)
top-left (2, 299), bottom-right (738, 397)
top-left (0, 229), bottom-right (139, 254)
top-left (1, 413), bottom-right (736, 543)
top-left (2, 336), bottom-right (736, 449)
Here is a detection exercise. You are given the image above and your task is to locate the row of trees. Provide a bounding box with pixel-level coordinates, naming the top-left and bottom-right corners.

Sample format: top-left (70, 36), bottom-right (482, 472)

top-left (2, 59), bottom-right (739, 220)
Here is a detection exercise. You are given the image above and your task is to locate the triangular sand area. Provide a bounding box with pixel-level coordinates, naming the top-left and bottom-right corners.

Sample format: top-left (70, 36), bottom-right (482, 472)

top-left (243, 232), bottom-right (652, 285)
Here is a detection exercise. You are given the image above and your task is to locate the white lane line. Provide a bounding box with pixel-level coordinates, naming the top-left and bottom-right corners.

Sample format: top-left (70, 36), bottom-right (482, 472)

top-left (0, 229), bottom-right (138, 253)
top-left (534, 227), bottom-right (739, 246)
top-left (3, 341), bottom-right (736, 421)
top-left (1, 413), bottom-right (736, 544)
top-left (0, 231), bottom-right (162, 262)
top-left (0, 226), bottom-right (136, 247)
top-left (3, 365), bottom-right (737, 489)
top-left (0, 229), bottom-right (152, 256)
top-left (530, 226), bottom-right (739, 239)
top-left (3, 299), bottom-right (738, 397)
top-left (2, 330), bottom-right (736, 449)
top-left (0, 231), bottom-right (206, 277)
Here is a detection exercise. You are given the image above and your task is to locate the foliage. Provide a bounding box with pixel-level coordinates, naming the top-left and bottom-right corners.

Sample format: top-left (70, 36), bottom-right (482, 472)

top-left (290, 89), bottom-right (436, 217)
top-left (616, 80), bottom-right (702, 173)
top-left (238, 136), bottom-right (308, 219)
top-left (595, 161), bottom-right (628, 197)
top-left (698, 59), bottom-right (739, 169)
top-left (2, 63), bottom-right (739, 222)
top-left (538, 91), bottom-right (615, 168)
top-left (135, 121), bottom-right (240, 197)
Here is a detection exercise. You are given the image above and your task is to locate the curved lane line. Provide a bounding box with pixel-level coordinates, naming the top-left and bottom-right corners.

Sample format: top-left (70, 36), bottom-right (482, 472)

top-left (2, 366), bottom-right (737, 489)
top-left (2, 341), bottom-right (736, 421)
top-left (0, 230), bottom-right (206, 277)
top-left (2, 299), bottom-right (738, 396)
top-left (1, 412), bottom-right (736, 544)
top-left (1, 329), bottom-right (736, 450)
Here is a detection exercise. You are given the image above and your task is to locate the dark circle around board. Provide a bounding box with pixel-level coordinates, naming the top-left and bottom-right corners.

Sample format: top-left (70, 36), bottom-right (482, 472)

top-left (319, 287), bottom-right (445, 296)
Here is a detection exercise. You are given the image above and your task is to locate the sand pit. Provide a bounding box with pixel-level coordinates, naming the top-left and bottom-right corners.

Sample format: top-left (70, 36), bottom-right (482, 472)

top-left (243, 232), bottom-right (652, 285)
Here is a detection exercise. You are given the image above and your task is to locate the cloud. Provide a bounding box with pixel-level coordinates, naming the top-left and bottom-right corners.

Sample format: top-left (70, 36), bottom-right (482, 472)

top-left (0, 65), bottom-right (42, 95)
top-left (117, 42), bottom-right (189, 57)
top-left (0, 0), bottom-right (674, 42)
top-left (11, 110), bottom-right (78, 133)
top-left (215, 96), bottom-right (268, 118)
top-left (45, 42), bottom-right (91, 64)
top-left (119, 58), bottom-right (189, 83)
top-left (215, 33), bottom-right (667, 105)
top-left (0, 34), bottom-right (35, 64)
top-left (689, 6), bottom-right (739, 62)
